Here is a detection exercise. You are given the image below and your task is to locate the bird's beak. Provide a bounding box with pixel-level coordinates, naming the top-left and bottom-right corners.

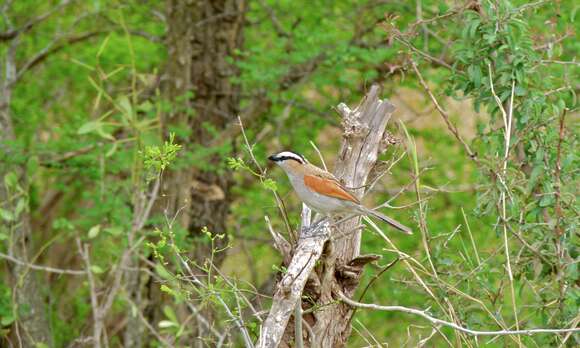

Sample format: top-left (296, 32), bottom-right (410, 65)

top-left (268, 154), bottom-right (277, 162)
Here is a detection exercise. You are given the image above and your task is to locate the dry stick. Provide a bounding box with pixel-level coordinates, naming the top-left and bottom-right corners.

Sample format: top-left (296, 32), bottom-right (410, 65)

top-left (489, 66), bottom-right (521, 347)
top-left (237, 115), bottom-right (295, 244)
top-left (258, 85), bottom-right (393, 348)
top-left (460, 207), bottom-right (481, 267)
top-left (411, 61), bottom-right (520, 343)
top-left (557, 315), bottom-right (580, 348)
top-left (395, 37), bottom-right (453, 70)
top-left (309, 141), bottom-right (328, 171)
top-left (76, 239), bottom-right (102, 348)
top-left (0, 251), bottom-right (86, 275)
top-left (209, 263), bottom-right (264, 323)
top-left (170, 241), bottom-right (254, 348)
top-left (364, 216), bottom-right (470, 345)
top-left (124, 297), bottom-right (174, 348)
top-left (137, 255), bottom-right (222, 341)
top-left (363, 217), bottom-right (436, 302)
top-left (367, 217), bottom-right (516, 338)
top-left (80, 174), bottom-right (160, 348)
top-left (553, 109), bottom-right (567, 253)
top-left (408, 131), bottom-right (438, 279)
top-left (339, 292), bottom-right (580, 337)
top-left (345, 258), bottom-right (400, 330)
top-left (410, 60), bottom-right (476, 160)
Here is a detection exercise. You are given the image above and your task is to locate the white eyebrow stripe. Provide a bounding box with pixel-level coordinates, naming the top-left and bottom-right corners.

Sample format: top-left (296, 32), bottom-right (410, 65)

top-left (276, 151), bottom-right (304, 163)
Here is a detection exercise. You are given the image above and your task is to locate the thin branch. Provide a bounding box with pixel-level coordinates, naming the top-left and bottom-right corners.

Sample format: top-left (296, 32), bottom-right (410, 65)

top-left (0, 251), bottom-right (86, 275)
top-left (397, 37), bottom-right (453, 69)
top-left (489, 66), bottom-right (521, 346)
top-left (257, 0), bottom-right (290, 38)
top-left (238, 115), bottom-right (295, 243)
top-left (0, 0), bottom-right (75, 42)
top-left (77, 239), bottom-right (102, 348)
top-left (309, 141), bottom-right (328, 171)
top-left (553, 109), bottom-right (567, 241)
top-left (410, 60), bottom-right (476, 160)
top-left (345, 258), bottom-right (399, 329)
top-left (124, 297), bottom-right (174, 348)
top-left (171, 244), bottom-right (254, 348)
top-left (339, 292), bottom-right (580, 337)
top-left (15, 30), bottom-right (105, 83)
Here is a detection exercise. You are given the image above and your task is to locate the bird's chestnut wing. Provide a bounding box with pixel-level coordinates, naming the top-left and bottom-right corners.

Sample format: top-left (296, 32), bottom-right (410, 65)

top-left (303, 174), bottom-right (360, 204)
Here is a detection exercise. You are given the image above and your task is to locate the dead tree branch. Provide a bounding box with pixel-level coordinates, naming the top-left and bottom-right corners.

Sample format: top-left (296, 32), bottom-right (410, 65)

top-left (338, 292), bottom-right (580, 337)
top-left (257, 85), bottom-right (396, 347)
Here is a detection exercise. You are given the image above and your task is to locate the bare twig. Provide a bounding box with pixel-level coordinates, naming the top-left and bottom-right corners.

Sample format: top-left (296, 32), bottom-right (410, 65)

top-left (258, 85), bottom-right (397, 347)
top-left (0, 251), bottom-right (86, 275)
top-left (488, 65), bottom-right (521, 346)
top-left (339, 292), bottom-right (580, 337)
top-left (15, 30), bottom-right (105, 83)
top-left (309, 141), bottom-right (328, 171)
top-left (0, 0), bottom-right (75, 42)
top-left (77, 239), bottom-right (102, 348)
top-left (410, 60), bottom-right (476, 160)
top-left (238, 115), bottom-right (296, 243)
top-left (345, 257), bottom-right (399, 329)
top-left (257, 215), bottom-right (328, 348)
top-left (124, 297), bottom-right (174, 348)
top-left (170, 243), bottom-right (254, 348)
top-left (257, 0), bottom-right (289, 38)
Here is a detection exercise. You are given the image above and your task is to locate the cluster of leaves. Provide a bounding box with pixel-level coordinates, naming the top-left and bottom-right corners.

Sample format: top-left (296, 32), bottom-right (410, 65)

top-left (1, 0), bottom-right (577, 346)
top-left (450, 0), bottom-right (578, 318)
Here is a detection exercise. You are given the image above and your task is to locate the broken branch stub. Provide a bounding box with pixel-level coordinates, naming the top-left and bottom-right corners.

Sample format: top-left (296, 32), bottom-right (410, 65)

top-left (257, 85), bottom-right (395, 348)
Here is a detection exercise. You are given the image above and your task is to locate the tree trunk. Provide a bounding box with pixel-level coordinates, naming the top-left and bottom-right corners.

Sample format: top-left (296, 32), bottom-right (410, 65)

top-left (1, 41), bottom-right (52, 347)
top-left (163, 0), bottom-right (246, 261)
top-left (136, 1), bottom-right (247, 345)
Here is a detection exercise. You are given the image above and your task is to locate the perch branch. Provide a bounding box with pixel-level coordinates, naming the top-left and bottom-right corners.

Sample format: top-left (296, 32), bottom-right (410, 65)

top-left (257, 85), bottom-right (396, 347)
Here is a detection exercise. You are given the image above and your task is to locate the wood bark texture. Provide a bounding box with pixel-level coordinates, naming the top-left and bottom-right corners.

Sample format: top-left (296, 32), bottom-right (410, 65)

top-left (258, 85), bottom-right (395, 348)
top-left (138, 0), bottom-right (247, 345)
top-left (1, 39), bottom-right (52, 346)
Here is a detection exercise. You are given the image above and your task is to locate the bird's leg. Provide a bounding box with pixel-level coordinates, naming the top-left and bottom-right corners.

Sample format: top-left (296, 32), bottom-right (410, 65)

top-left (300, 216), bottom-right (330, 238)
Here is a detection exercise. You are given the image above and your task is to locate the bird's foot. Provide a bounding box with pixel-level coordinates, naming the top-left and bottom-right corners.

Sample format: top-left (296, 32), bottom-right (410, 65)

top-left (300, 218), bottom-right (330, 239)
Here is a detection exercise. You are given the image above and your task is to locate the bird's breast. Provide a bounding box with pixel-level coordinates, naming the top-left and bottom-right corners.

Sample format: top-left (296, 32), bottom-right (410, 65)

top-left (287, 173), bottom-right (350, 214)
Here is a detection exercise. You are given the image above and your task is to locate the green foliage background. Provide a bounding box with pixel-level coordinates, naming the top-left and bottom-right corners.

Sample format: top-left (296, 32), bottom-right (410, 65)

top-left (0, 0), bottom-right (578, 346)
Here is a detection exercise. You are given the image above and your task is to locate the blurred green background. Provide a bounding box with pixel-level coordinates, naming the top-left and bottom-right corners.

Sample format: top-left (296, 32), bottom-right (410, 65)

top-left (0, 0), bottom-right (578, 347)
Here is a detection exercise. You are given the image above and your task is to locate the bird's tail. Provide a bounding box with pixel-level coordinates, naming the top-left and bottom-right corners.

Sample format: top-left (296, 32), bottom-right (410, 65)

top-left (359, 206), bottom-right (413, 235)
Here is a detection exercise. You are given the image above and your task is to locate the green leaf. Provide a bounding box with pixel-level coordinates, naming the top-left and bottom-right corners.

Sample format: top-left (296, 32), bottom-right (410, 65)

top-left (162, 305), bottom-right (178, 323)
top-left (14, 199), bottom-right (27, 217)
top-left (77, 120), bottom-right (102, 135)
top-left (96, 127), bottom-right (116, 141)
top-left (4, 172), bottom-right (18, 189)
top-left (262, 178), bottom-right (278, 191)
top-left (160, 284), bottom-right (175, 296)
top-left (118, 96), bottom-right (133, 120)
top-left (155, 264), bottom-right (174, 281)
top-left (105, 143), bottom-right (118, 158)
top-left (88, 225), bottom-right (101, 239)
top-left (1, 314), bottom-right (15, 326)
top-left (90, 265), bottom-right (105, 274)
top-left (158, 320), bottom-right (177, 329)
top-left (539, 194), bottom-right (554, 207)
top-left (104, 226), bottom-right (123, 236)
top-left (0, 209), bottom-right (14, 222)
top-left (97, 34), bottom-right (111, 57)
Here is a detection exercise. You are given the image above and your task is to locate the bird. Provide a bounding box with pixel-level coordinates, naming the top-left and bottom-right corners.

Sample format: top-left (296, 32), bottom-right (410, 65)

top-left (268, 150), bottom-right (412, 235)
